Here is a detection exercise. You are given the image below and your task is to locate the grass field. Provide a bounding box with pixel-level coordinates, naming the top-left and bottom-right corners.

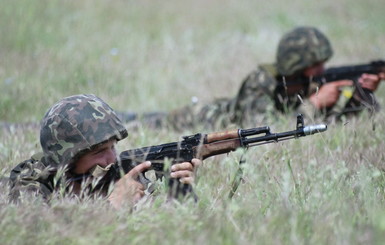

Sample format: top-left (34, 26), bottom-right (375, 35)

top-left (1, 0), bottom-right (385, 244)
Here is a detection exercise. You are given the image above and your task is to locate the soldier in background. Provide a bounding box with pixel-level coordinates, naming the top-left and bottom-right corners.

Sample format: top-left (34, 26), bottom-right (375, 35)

top-left (164, 26), bottom-right (384, 130)
top-left (9, 94), bottom-right (200, 209)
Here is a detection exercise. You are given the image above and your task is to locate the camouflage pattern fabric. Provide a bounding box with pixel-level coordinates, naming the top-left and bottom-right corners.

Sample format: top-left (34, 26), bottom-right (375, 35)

top-left (8, 153), bottom-right (55, 202)
top-left (230, 64), bottom-right (283, 127)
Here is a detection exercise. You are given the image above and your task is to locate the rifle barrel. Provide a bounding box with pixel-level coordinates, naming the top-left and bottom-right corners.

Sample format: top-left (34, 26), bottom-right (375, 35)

top-left (302, 124), bottom-right (327, 135)
top-left (242, 123), bottom-right (327, 145)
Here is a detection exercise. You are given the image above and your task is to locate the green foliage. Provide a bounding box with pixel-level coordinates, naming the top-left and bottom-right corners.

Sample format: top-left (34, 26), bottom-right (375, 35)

top-left (1, 0), bottom-right (385, 244)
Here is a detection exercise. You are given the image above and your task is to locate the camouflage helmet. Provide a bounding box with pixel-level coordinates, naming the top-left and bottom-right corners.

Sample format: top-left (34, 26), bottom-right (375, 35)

top-left (276, 26), bottom-right (333, 76)
top-left (40, 94), bottom-right (128, 169)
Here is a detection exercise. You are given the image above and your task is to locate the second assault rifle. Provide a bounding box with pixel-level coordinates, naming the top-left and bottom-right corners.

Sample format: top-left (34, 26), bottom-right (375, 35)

top-left (316, 60), bottom-right (385, 114)
top-left (311, 60), bottom-right (384, 86)
top-left (276, 60), bottom-right (385, 114)
top-left (100, 115), bottom-right (327, 197)
top-left (280, 60), bottom-right (385, 87)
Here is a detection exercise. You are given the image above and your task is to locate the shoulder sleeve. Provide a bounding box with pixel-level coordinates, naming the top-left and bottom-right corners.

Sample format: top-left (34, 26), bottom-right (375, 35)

top-left (9, 158), bottom-right (55, 202)
top-left (230, 67), bottom-right (277, 126)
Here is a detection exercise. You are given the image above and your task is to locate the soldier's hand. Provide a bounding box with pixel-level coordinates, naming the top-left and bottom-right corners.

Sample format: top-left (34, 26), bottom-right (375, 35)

top-left (309, 80), bottom-right (353, 109)
top-left (108, 161), bottom-right (152, 209)
top-left (170, 158), bottom-right (201, 185)
top-left (358, 73), bottom-right (384, 92)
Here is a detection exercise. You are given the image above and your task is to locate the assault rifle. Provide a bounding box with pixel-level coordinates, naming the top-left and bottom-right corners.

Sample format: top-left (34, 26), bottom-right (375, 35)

top-left (101, 114), bottom-right (327, 197)
top-left (118, 114), bottom-right (325, 171)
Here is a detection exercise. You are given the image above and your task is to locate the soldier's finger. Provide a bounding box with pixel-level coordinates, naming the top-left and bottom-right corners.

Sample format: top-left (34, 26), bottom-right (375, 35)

top-left (334, 80), bottom-right (354, 88)
top-left (127, 161), bottom-right (152, 179)
top-left (171, 162), bottom-right (193, 172)
top-left (170, 170), bottom-right (193, 179)
top-left (190, 158), bottom-right (202, 168)
top-left (362, 73), bottom-right (377, 79)
top-left (179, 176), bottom-right (194, 184)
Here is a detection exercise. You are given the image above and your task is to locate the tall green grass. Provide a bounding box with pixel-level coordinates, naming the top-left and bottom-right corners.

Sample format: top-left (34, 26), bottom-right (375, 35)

top-left (1, 0), bottom-right (385, 244)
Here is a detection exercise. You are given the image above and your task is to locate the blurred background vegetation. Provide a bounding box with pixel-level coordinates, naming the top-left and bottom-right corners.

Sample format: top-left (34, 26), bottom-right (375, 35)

top-left (1, 0), bottom-right (385, 244)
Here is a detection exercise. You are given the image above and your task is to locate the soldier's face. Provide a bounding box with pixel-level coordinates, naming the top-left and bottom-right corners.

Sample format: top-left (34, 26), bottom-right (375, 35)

top-left (303, 62), bottom-right (325, 77)
top-left (72, 139), bottom-right (118, 174)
